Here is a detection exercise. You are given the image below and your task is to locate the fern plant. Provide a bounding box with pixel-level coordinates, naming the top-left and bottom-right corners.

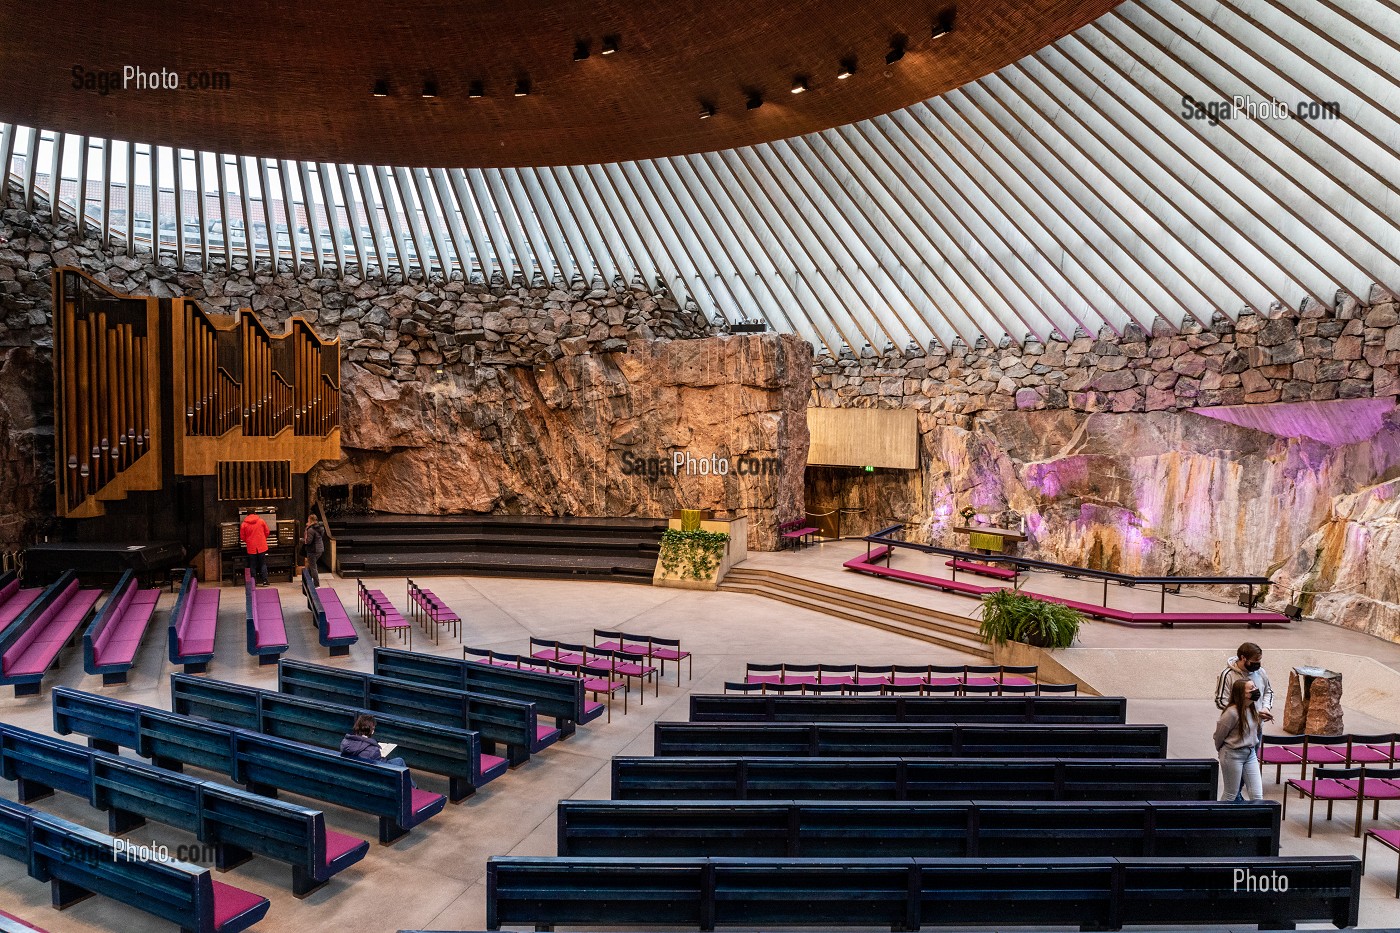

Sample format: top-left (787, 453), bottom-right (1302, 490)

top-left (977, 589), bottom-right (1085, 650)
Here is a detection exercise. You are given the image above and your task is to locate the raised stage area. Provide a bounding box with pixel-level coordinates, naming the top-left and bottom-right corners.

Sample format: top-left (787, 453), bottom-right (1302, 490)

top-left (329, 514), bottom-right (665, 583)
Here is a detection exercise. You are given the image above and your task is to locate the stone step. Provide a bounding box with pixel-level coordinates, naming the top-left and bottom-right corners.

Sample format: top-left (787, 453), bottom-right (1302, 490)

top-left (719, 568), bottom-right (991, 658)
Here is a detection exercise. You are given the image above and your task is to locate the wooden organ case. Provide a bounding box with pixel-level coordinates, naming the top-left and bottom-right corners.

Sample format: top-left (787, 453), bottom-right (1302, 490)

top-left (53, 268), bottom-right (341, 577)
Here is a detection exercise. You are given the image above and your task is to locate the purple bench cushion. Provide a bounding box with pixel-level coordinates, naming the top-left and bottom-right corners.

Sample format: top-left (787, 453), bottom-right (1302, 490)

top-left (410, 788), bottom-right (446, 815)
top-left (252, 589), bottom-right (288, 649)
top-left (4, 586), bottom-right (102, 676)
top-left (946, 559), bottom-right (1018, 580)
top-left (0, 587), bottom-right (44, 629)
top-left (480, 752), bottom-right (510, 779)
top-left (210, 879), bottom-right (270, 933)
top-left (322, 828), bottom-right (370, 870)
top-left (93, 587), bottom-right (160, 665)
top-left (315, 588), bottom-right (357, 640)
top-left (536, 723), bottom-right (561, 745)
top-left (180, 589), bottom-right (221, 657)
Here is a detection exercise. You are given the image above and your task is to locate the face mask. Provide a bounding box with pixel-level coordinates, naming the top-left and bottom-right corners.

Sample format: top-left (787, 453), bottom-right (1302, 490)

top-left (1244, 661), bottom-right (1261, 672)
top-left (1249, 691), bottom-right (1260, 702)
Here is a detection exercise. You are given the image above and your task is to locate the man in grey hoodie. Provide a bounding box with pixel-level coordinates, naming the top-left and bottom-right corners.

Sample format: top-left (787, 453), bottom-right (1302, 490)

top-left (1214, 642), bottom-right (1275, 722)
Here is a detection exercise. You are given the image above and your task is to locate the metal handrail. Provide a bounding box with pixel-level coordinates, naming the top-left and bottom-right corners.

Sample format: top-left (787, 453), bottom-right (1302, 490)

top-left (863, 524), bottom-right (1274, 613)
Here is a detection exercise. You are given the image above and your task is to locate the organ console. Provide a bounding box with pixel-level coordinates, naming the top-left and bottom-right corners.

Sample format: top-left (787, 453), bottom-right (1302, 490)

top-left (52, 268), bottom-right (341, 575)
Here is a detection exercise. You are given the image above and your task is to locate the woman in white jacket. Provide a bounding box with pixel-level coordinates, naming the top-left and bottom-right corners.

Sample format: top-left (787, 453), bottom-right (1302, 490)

top-left (1214, 678), bottom-right (1264, 802)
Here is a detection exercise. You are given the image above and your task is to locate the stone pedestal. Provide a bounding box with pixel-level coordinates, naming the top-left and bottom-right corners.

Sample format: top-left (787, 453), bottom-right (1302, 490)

top-left (1283, 666), bottom-right (1344, 735)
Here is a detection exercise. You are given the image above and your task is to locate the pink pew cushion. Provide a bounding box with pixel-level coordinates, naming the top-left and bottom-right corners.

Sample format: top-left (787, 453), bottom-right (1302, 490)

top-left (180, 589), bottom-right (221, 656)
top-left (410, 788), bottom-right (446, 814)
top-left (480, 753), bottom-right (509, 774)
top-left (322, 828), bottom-right (369, 867)
top-left (210, 880), bottom-right (270, 932)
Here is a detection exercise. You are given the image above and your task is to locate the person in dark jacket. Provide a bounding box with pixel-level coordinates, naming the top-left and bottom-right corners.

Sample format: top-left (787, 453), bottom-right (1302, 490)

top-left (303, 514), bottom-right (326, 588)
top-left (340, 714), bottom-right (414, 785)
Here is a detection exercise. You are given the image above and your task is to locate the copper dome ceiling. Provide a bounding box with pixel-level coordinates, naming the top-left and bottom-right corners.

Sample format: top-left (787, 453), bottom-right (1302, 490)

top-left (1, 0), bottom-right (1121, 167)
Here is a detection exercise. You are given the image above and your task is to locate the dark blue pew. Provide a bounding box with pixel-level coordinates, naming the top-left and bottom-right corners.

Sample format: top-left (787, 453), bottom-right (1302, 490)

top-left (652, 721), bottom-right (1170, 758)
top-left (556, 799), bottom-right (1281, 858)
top-left (279, 658), bottom-right (554, 766)
top-left (301, 569), bottom-right (357, 656)
top-left (486, 855), bottom-right (1360, 931)
top-left (375, 646), bottom-right (605, 737)
top-left (82, 569), bottom-right (161, 685)
top-left (0, 721), bottom-right (368, 897)
top-left (0, 796), bottom-right (270, 933)
top-left (687, 694), bottom-right (1129, 724)
top-left (170, 672), bottom-right (508, 801)
top-left (51, 687), bottom-right (445, 844)
top-left (168, 569), bottom-right (220, 674)
top-left (610, 756), bottom-right (1220, 801)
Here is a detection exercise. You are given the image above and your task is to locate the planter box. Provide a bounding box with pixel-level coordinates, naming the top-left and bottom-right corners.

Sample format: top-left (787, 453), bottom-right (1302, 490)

top-left (654, 516), bottom-right (747, 591)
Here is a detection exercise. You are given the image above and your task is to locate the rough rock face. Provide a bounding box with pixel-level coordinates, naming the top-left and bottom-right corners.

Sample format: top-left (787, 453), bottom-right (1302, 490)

top-left (311, 334), bottom-right (812, 551)
top-left (0, 347), bottom-right (52, 547)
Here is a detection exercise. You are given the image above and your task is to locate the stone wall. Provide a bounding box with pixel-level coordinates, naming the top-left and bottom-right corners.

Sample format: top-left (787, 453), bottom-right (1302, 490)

top-left (5, 185), bottom-right (822, 552)
top-left (808, 294), bottom-right (1400, 643)
top-left (811, 296), bottom-right (1399, 421)
top-left (311, 333), bottom-right (811, 551)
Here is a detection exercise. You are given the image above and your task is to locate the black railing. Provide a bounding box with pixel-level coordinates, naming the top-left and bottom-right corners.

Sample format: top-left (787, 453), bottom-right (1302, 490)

top-left (862, 524), bottom-right (1272, 613)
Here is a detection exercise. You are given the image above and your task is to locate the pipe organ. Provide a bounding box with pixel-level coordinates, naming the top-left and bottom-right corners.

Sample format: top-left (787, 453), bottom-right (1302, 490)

top-left (53, 268), bottom-right (341, 567)
top-left (54, 270), bottom-right (162, 519)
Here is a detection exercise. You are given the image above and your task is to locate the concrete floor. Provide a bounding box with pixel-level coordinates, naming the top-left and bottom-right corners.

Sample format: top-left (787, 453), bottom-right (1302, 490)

top-left (0, 551), bottom-right (1396, 932)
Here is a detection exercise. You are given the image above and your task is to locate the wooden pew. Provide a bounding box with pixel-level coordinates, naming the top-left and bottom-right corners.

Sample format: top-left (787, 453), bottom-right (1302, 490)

top-left (243, 570), bottom-right (288, 665)
top-left (82, 569), bottom-right (161, 685)
top-left (556, 799), bottom-right (1281, 858)
top-left (280, 658), bottom-right (553, 766)
top-left (652, 721), bottom-right (1169, 759)
top-left (0, 721), bottom-right (368, 897)
top-left (0, 797), bottom-right (270, 933)
top-left (168, 569), bottom-right (220, 674)
top-left (170, 672), bottom-right (508, 800)
top-left (688, 694), bottom-right (1127, 724)
top-left (610, 756), bottom-right (1220, 801)
top-left (301, 569), bottom-right (357, 656)
top-left (50, 687), bottom-right (445, 844)
top-left (375, 646), bottom-right (605, 737)
top-left (0, 571), bottom-right (104, 696)
top-left (485, 854), bottom-right (1360, 931)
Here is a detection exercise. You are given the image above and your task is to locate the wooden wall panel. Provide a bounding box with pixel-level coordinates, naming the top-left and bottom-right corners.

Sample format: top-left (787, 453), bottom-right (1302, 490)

top-left (807, 407), bottom-right (919, 470)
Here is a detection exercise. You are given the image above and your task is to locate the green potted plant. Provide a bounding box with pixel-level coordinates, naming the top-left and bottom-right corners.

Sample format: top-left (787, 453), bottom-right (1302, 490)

top-left (977, 589), bottom-right (1085, 650)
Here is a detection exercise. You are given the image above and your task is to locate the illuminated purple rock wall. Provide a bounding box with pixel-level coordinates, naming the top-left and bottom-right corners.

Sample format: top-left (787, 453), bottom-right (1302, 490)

top-left (810, 292), bottom-right (1400, 643)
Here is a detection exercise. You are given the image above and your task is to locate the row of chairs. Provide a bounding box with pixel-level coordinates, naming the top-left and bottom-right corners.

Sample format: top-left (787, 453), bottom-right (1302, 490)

top-left (355, 580), bottom-right (412, 648)
top-left (1261, 732), bottom-right (1400, 781)
top-left (744, 662), bottom-right (1040, 687)
top-left (724, 680), bottom-right (1079, 697)
top-left (407, 579), bottom-right (461, 643)
top-left (466, 645), bottom-right (642, 720)
top-left (590, 629), bottom-right (692, 686)
top-left (1285, 766), bottom-right (1400, 851)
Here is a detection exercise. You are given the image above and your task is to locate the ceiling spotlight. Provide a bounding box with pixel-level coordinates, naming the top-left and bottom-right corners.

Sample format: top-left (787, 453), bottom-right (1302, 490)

top-left (372, 79), bottom-right (389, 97)
top-left (837, 58), bottom-right (856, 79)
top-left (931, 12), bottom-right (955, 39)
top-left (468, 80), bottom-right (484, 98)
top-left (601, 34), bottom-right (620, 54)
top-left (745, 90), bottom-right (764, 110)
top-left (573, 39), bottom-right (591, 61)
top-left (885, 39), bottom-right (906, 64)
top-left (698, 101), bottom-right (716, 119)
top-left (421, 80), bottom-right (438, 98)
top-left (514, 78), bottom-right (531, 97)
top-left (791, 76), bottom-right (808, 94)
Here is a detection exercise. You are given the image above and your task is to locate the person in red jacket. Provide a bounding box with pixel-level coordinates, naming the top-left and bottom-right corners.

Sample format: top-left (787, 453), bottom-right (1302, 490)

top-left (240, 511), bottom-right (271, 587)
